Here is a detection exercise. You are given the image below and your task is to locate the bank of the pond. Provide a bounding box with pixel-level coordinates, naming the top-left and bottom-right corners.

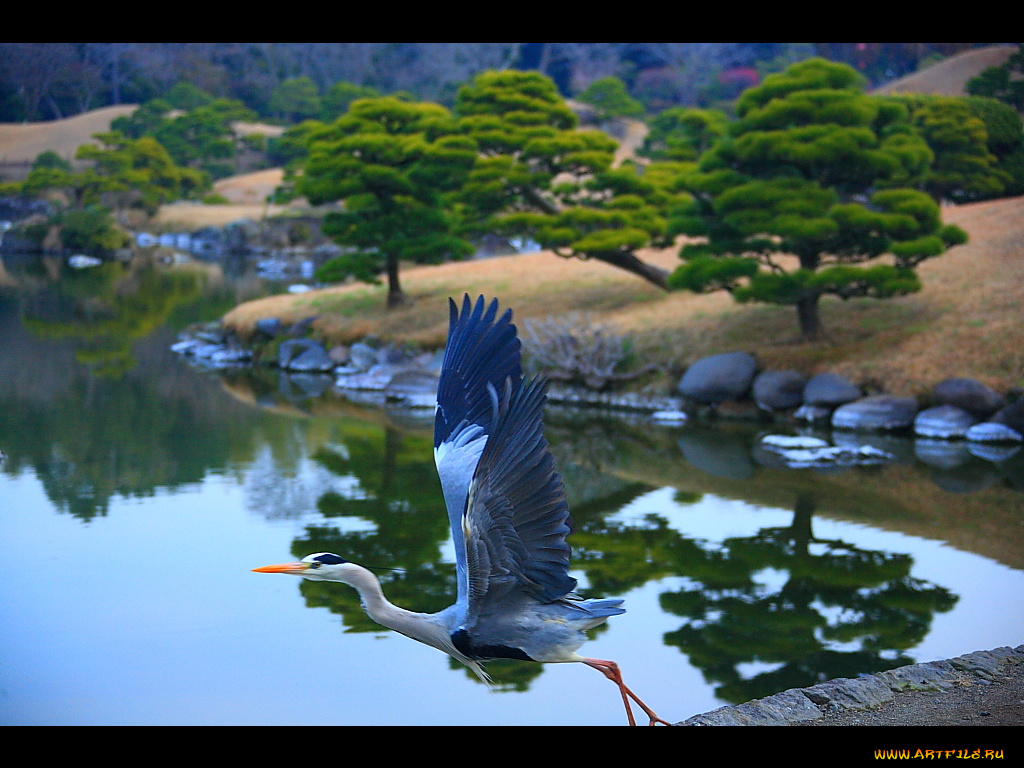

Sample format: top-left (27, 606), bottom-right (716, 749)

top-left (173, 314), bottom-right (1024, 459)
top-left (678, 644), bottom-right (1024, 726)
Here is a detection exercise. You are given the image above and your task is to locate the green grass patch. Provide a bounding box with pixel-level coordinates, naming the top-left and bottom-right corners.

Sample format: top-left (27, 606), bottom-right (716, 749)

top-left (308, 286), bottom-right (387, 317)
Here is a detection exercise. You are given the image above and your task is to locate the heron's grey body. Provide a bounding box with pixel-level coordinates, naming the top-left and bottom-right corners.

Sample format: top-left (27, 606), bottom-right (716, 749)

top-left (255, 295), bottom-right (667, 725)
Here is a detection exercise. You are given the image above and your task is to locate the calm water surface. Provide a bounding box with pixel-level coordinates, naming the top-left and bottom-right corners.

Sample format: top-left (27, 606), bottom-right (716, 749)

top-left (1, 264), bottom-right (1022, 726)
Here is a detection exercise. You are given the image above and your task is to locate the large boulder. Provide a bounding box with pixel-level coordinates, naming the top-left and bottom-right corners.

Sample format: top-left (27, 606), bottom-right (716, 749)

top-left (932, 378), bottom-right (1006, 419)
top-left (832, 395), bottom-right (919, 432)
top-left (913, 404), bottom-right (978, 439)
top-left (991, 399), bottom-right (1024, 434)
top-left (752, 370), bottom-right (807, 411)
top-left (803, 372), bottom-right (861, 407)
top-left (678, 352), bottom-right (757, 405)
top-left (278, 339), bottom-right (335, 372)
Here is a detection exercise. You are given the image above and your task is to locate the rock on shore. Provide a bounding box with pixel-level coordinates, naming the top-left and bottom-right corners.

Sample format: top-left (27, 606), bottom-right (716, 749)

top-left (677, 644), bottom-right (1024, 726)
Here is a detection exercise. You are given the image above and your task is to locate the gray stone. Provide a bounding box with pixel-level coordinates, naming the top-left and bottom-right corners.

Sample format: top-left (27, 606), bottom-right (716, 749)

top-left (877, 662), bottom-right (956, 693)
top-left (679, 706), bottom-right (757, 726)
top-left (802, 675), bottom-right (894, 712)
top-left (255, 317), bottom-right (284, 338)
top-left (678, 352), bottom-right (757, 404)
top-left (752, 369), bottom-right (806, 411)
top-left (328, 345), bottom-right (350, 365)
top-left (991, 398), bottom-right (1024, 434)
top-left (965, 422), bottom-right (1024, 444)
top-left (932, 378), bottom-right (1006, 419)
top-left (693, 695), bottom-right (816, 725)
top-left (803, 372), bottom-right (861, 407)
top-left (832, 395), bottom-right (919, 432)
top-left (749, 689), bottom-right (823, 723)
top-left (348, 342), bottom-right (380, 371)
top-left (278, 339), bottom-right (334, 372)
top-left (950, 647), bottom-right (1024, 682)
top-left (913, 404), bottom-right (978, 439)
top-left (678, 645), bottom-right (1024, 726)
top-left (377, 344), bottom-right (414, 365)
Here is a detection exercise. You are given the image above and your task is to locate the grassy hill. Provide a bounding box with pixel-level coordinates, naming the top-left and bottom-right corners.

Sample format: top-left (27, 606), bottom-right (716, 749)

top-left (872, 45), bottom-right (1016, 97)
top-left (0, 105), bottom-right (137, 177)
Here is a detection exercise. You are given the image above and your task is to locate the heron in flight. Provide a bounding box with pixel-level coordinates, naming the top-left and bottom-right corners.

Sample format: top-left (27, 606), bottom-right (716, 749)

top-left (254, 295), bottom-right (668, 726)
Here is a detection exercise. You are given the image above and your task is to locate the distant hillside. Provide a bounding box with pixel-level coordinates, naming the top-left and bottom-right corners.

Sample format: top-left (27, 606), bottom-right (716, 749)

top-left (0, 106), bottom-right (284, 184)
top-left (0, 105), bottom-right (137, 179)
top-left (872, 45), bottom-right (1016, 97)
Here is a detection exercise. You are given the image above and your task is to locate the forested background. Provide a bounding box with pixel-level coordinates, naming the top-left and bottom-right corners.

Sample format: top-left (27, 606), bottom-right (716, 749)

top-left (0, 43), bottom-right (1007, 123)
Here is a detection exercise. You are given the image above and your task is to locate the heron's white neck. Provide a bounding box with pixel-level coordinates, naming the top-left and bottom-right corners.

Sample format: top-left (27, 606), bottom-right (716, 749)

top-left (321, 562), bottom-right (489, 683)
top-left (327, 564), bottom-right (450, 651)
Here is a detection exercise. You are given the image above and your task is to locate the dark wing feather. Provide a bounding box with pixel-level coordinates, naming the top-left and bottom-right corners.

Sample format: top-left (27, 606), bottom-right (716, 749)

top-left (433, 295), bottom-right (524, 607)
top-left (463, 375), bottom-right (577, 616)
top-left (434, 295), bottom-right (522, 450)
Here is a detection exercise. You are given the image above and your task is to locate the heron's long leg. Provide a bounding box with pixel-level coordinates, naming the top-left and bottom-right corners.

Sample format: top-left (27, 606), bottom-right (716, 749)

top-left (583, 658), bottom-right (670, 726)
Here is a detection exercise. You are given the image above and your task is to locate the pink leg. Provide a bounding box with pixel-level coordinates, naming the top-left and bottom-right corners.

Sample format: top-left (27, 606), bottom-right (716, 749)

top-left (583, 658), bottom-right (670, 726)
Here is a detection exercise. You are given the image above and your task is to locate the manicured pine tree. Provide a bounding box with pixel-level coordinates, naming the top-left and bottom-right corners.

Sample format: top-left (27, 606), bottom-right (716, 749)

top-left (298, 96), bottom-right (477, 307)
top-left (670, 58), bottom-right (968, 339)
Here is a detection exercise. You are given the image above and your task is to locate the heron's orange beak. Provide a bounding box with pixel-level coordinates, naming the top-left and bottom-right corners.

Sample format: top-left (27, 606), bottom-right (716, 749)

top-left (252, 562), bottom-right (309, 574)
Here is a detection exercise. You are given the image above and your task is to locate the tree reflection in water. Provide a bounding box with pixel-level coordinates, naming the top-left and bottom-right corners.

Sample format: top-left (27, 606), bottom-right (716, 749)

top-left (658, 493), bottom-right (957, 704)
top-left (276, 412), bottom-right (965, 698)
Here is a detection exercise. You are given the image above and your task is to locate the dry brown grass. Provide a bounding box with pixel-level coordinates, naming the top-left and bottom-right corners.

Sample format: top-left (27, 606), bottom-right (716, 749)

top-left (151, 201), bottom-right (295, 229)
top-left (223, 194), bottom-right (1024, 397)
top-left (211, 168), bottom-right (285, 205)
top-left (0, 105), bottom-right (137, 175)
top-left (872, 46), bottom-right (1017, 97)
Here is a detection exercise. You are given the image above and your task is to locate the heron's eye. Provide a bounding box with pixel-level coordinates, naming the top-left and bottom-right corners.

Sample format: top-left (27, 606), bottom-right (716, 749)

top-left (309, 561), bottom-right (322, 569)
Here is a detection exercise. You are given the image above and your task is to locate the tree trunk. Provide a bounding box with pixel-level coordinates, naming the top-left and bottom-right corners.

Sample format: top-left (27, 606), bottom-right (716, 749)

top-left (796, 293), bottom-right (823, 340)
top-left (589, 250), bottom-right (671, 291)
top-left (385, 255), bottom-right (407, 308)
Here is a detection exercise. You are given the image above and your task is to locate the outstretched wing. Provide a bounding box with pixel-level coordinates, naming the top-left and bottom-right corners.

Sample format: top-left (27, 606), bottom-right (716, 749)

top-left (434, 295), bottom-right (523, 606)
top-left (461, 374), bottom-right (577, 621)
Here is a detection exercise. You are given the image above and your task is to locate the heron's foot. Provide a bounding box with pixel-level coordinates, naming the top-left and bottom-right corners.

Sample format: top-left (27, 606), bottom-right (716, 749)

top-left (583, 658), bottom-right (670, 726)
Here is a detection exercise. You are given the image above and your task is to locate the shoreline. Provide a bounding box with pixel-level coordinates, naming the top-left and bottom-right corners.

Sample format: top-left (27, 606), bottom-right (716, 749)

top-left (677, 644), bottom-right (1024, 726)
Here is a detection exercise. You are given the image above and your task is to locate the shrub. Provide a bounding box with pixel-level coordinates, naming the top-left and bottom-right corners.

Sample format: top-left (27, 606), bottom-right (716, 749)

top-left (58, 205), bottom-right (128, 255)
top-left (521, 313), bottom-right (630, 390)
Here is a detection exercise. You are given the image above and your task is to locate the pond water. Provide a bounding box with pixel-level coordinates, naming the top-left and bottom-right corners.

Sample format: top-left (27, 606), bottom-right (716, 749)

top-left (1, 262), bottom-right (1023, 726)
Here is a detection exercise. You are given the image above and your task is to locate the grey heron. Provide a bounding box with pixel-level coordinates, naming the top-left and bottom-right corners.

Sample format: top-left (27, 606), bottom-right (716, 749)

top-left (254, 294), bottom-right (668, 726)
